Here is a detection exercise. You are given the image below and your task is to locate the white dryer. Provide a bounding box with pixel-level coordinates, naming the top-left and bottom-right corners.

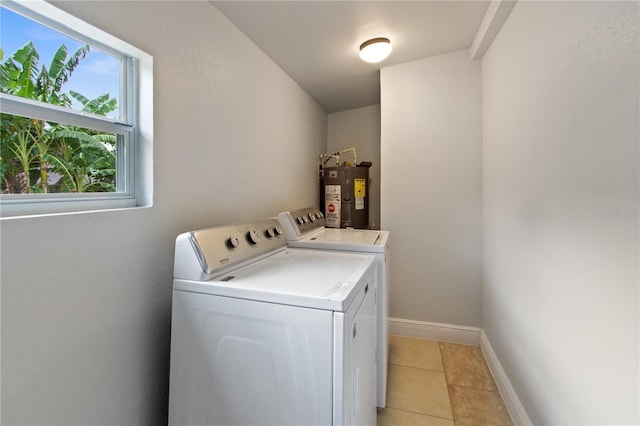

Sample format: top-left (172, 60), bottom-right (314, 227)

top-left (278, 207), bottom-right (390, 408)
top-left (169, 218), bottom-right (378, 426)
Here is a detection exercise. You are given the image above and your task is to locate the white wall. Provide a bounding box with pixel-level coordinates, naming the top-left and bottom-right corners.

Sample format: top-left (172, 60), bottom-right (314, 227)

top-left (482, 2), bottom-right (639, 424)
top-left (0, 2), bottom-right (326, 424)
top-left (380, 50), bottom-right (483, 327)
top-left (327, 105), bottom-right (381, 229)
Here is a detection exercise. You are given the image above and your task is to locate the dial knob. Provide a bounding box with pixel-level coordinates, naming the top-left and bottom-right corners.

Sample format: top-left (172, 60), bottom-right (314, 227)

top-left (308, 213), bottom-right (316, 222)
top-left (317, 212), bottom-right (324, 219)
top-left (227, 236), bottom-right (240, 249)
top-left (297, 217), bottom-right (304, 225)
top-left (274, 225), bottom-right (284, 236)
top-left (265, 227), bottom-right (276, 238)
top-left (247, 229), bottom-right (260, 244)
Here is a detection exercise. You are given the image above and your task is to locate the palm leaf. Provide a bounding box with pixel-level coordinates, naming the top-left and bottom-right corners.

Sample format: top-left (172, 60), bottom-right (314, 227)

top-left (42, 152), bottom-right (77, 192)
top-left (36, 64), bottom-right (49, 101)
top-left (48, 44), bottom-right (68, 88)
top-left (0, 47), bottom-right (7, 91)
top-left (0, 60), bottom-right (18, 92)
top-left (93, 133), bottom-right (117, 145)
top-left (69, 90), bottom-right (90, 106)
top-left (11, 42), bottom-right (40, 99)
top-left (59, 45), bottom-right (89, 90)
top-left (49, 129), bottom-right (114, 154)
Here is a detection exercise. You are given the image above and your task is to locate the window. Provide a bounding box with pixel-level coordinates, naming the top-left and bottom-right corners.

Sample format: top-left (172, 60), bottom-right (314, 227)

top-left (0, 0), bottom-right (152, 217)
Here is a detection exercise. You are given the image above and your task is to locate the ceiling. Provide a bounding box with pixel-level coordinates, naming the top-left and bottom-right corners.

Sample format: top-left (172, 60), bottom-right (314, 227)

top-left (211, 1), bottom-right (491, 113)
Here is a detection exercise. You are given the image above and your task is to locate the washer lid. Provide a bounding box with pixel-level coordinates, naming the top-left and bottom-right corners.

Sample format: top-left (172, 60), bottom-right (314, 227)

top-left (291, 228), bottom-right (389, 253)
top-left (174, 248), bottom-right (375, 311)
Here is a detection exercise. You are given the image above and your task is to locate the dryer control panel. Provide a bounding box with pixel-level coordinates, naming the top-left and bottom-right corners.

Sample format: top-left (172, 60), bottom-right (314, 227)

top-left (278, 207), bottom-right (325, 240)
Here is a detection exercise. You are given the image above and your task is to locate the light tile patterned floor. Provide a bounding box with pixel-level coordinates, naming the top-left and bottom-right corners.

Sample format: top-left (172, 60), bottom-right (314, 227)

top-left (377, 335), bottom-right (513, 426)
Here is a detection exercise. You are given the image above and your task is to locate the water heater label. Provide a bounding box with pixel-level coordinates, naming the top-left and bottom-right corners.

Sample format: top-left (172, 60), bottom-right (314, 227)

top-left (354, 179), bottom-right (366, 211)
top-left (325, 185), bottom-right (341, 227)
top-left (354, 179), bottom-right (366, 197)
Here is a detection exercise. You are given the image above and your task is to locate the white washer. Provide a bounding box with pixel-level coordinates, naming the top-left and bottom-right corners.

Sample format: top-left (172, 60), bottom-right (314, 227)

top-left (278, 207), bottom-right (390, 408)
top-left (169, 218), bottom-right (378, 426)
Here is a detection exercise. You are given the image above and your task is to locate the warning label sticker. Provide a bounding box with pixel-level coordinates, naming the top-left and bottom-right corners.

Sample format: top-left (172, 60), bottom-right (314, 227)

top-left (354, 179), bottom-right (366, 197)
top-left (354, 179), bottom-right (366, 211)
top-left (325, 184), bottom-right (341, 227)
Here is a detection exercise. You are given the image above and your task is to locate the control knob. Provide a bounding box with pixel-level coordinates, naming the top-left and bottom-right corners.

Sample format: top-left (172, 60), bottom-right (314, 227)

top-left (265, 227), bottom-right (276, 238)
top-left (274, 225), bottom-right (284, 236)
top-left (297, 217), bottom-right (304, 225)
top-left (227, 236), bottom-right (240, 249)
top-left (247, 229), bottom-right (260, 244)
top-left (308, 213), bottom-right (316, 222)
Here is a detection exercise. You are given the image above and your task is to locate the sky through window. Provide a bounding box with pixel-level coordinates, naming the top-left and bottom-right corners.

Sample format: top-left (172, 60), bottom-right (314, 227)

top-left (1, 7), bottom-right (120, 118)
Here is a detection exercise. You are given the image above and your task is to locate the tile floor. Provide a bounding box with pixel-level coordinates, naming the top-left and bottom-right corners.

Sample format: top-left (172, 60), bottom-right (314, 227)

top-left (377, 335), bottom-right (513, 426)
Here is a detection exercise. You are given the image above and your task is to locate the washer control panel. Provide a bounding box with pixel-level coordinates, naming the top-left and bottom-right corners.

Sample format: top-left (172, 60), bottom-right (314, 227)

top-left (188, 218), bottom-right (287, 276)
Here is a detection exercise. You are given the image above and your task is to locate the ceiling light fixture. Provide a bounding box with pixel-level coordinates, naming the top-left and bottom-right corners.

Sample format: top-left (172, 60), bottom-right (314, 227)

top-left (359, 37), bottom-right (392, 63)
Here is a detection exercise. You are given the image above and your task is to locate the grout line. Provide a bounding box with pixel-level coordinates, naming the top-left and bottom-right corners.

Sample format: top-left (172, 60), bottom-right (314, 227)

top-left (383, 407), bottom-right (455, 422)
top-left (447, 382), bottom-right (501, 392)
top-left (387, 362), bottom-right (445, 374)
top-left (440, 341), bottom-right (457, 425)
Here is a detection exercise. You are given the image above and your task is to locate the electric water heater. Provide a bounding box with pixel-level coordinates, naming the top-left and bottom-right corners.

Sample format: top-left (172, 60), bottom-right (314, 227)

top-left (321, 165), bottom-right (369, 229)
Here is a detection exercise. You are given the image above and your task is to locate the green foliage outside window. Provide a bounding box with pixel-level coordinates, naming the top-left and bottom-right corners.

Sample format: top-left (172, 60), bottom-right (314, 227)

top-left (1, 42), bottom-right (118, 194)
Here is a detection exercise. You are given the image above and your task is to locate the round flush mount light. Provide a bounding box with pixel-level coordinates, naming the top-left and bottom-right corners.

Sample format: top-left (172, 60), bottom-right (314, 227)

top-left (359, 37), bottom-right (392, 63)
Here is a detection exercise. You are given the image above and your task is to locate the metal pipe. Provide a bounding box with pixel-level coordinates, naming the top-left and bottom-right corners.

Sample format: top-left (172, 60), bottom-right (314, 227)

top-left (319, 147), bottom-right (357, 169)
top-left (319, 153), bottom-right (340, 168)
top-left (332, 147), bottom-right (357, 167)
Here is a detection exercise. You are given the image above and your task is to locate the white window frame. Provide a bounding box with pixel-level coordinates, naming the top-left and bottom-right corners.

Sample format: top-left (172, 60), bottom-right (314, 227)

top-left (0, 0), bottom-right (153, 218)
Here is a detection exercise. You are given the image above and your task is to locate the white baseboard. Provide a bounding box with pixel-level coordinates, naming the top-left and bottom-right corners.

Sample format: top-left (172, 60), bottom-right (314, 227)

top-left (387, 317), bottom-right (531, 426)
top-left (388, 317), bottom-right (482, 346)
top-left (480, 331), bottom-right (532, 426)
